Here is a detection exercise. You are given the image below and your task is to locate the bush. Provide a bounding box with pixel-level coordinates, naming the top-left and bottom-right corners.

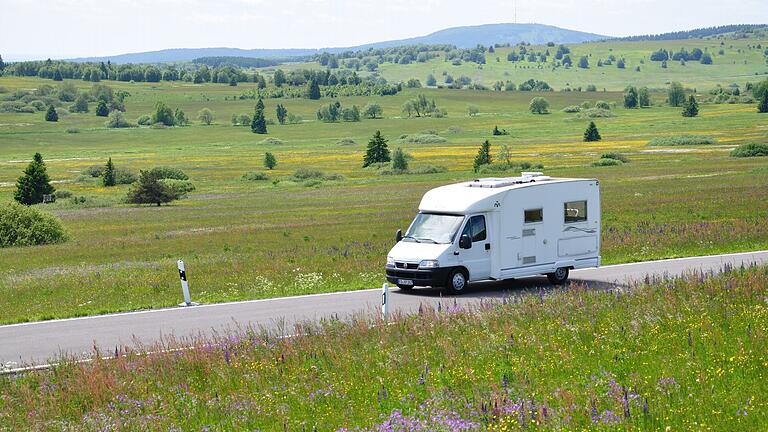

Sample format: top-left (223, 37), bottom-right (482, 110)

top-left (601, 152), bottom-right (629, 163)
top-left (84, 165), bottom-right (103, 177)
top-left (259, 137), bottom-right (284, 145)
top-left (576, 108), bottom-right (616, 118)
top-left (105, 111), bottom-right (133, 128)
top-left (292, 168), bottom-right (325, 180)
top-left (0, 202), bottom-right (68, 248)
top-left (160, 179), bottom-right (196, 195)
top-left (477, 161), bottom-right (544, 174)
top-left (303, 179), bottom-right (323, 188)
top-left (54, 189), bottom-right (73, 199)
top-left (137, 114), bottom-right (152, 126)
top-left (409, 165), bottom-right (448, 174)
top-left (731, 143), bottom-right (768, 157)
top-left (66, 128), bottom-right (80, 134)
top-left (561, 105), bottom-right (581, 113)
top-left (399, 134), bottom-right (447, 144)
top-left (444, 126), bottom-right (463, 134)
top-left (591, 158), bottom-right (624, 167)
top-left (337, 138), bottom-right (357, 145)
top-left (115, 169), bottom-right (138, 184)
top-left (147, 166), bottom-right (189, 180)
top-left (243, 171), bottom-right (270, 181)
top-left (529, 97), bottom-right (550, 114)
top-left (594, 100), bottom-right (611, 110)
top-left (647, 135), bottom-right (718, 146)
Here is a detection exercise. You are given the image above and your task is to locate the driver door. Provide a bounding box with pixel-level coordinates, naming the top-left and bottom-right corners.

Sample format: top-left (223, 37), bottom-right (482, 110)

top-left (458, 215), bottom-right (491, 281)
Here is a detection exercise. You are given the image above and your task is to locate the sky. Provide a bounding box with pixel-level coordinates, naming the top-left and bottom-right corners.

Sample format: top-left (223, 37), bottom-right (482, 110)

top-left (1, 0), bottom-right (767, 60)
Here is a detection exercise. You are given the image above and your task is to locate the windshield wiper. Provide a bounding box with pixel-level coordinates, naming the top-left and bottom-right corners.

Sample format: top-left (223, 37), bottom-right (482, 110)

top-left (416, 238), bottom-right (438, 244)
top-left (402, 235), bottom-right (421, 243)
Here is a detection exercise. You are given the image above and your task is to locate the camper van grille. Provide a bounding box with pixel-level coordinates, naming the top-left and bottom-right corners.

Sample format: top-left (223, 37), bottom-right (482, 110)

top-left (395, 262), bottom-right (419, 270)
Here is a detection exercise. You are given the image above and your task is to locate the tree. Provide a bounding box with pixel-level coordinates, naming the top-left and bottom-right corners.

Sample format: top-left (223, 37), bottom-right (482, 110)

top-left (473, 140), bottom-right (492, 172)
top-left (275, 104), bottom-right (288, 124)
top-left (757, 91), bottom-right (768, 113)
top-left (578, 56), bottom-right (589, 68)
top-left (264, 152), bottom-right (277, 170)
top-left (125, 170), bottom-right (183, 206)
top-left (103, 157), bottom-right (116, 187)
top-left (392, 148), bottom-right (409, 171)
top-left (71, 93), bottom-right (89, 113)
top-left (426, 74), bottom-right (437, 87)
top-left (174, 108), bottom-right (188, 126)
top-left (363, 102), bottom-right (383, 119)
top-left (0, 54), bottom-right (5, 71)
top-left (700, 53), bottom-right (713, 65)
top-left (53, 69), bottom-right (63, 81)
top-left (682, 95), bottom-right (699, 117)
top-left (638, 87), bottom-right (651, 107)
top-left (363, 130), bottom-right (390, 167)
top-left (251, 97), bottom-right (267, 134)
top-left (497, 144), bottom-right (512, 165)
top-left (94, 100), bottom-right (109, 117)
top-left (273, 69), bottom-right (286, 87)
top-left (583, 121), bottom-right (601, 142)
top-left (617, 58), bottom-right (625, 69)
top-left (44, 105), bottom-right (58, 122)
top-left (307, 80), bottom-right (321, 100)
top-left (198, 108), bottom-right (214, 125)
top-left (151, 101), bottom-right (175, 126)
top-left (623, 86), bottom-right (639, 108)
top-left (105, 110), bottom-right (131, 128)
top-left (467, 105), bottom-right (480, 117)
top-left (14, 153), bottom-right (55, 205)
top-left (668, 82), bottom-right (685, 107)
top-left (529, 97), bottom-right (549, 114)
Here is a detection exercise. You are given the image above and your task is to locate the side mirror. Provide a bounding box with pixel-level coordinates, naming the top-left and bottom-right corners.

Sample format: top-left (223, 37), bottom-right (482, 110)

top-left (459, 234), bottom-right (472, 249)
top-left (395, 229), bottom-right (403, 243)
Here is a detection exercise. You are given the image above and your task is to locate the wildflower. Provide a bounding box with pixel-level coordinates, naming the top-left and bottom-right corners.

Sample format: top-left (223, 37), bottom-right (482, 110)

top-left (418, 373), bottom-right (425, 385)
top-left (502, 373), bottom-right (509, 389)
top-left (643, 398), bottom-right (649, 415)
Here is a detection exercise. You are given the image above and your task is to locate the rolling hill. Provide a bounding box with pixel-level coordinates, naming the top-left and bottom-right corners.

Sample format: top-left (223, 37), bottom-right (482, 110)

top-left (67, 23), bottom-right (607, 64)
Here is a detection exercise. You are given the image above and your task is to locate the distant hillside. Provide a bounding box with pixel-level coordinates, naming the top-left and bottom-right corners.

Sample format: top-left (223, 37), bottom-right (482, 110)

top-left (613, 24), bottom-right (768, 42)
top-left (192, 56), bottom-right (282, 68)
top-left (67, 23), bottom-right (607, 64)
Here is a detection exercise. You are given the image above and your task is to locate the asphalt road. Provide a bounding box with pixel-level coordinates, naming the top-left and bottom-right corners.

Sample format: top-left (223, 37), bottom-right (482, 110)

top-left (2, 250), bottom-right (767, 369)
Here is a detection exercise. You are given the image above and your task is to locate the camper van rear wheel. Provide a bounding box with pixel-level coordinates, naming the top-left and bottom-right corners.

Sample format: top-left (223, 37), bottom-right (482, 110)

top-left (547, 267), bottom-right (570, 285)
top-left (446, 269), bottom-right (468, 294)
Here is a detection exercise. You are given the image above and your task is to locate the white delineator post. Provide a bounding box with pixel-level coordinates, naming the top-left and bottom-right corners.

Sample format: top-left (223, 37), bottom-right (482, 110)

top-left (382, 282), bottom-right (389, 320)
top-left (177, 260), bottom-right (197, 307)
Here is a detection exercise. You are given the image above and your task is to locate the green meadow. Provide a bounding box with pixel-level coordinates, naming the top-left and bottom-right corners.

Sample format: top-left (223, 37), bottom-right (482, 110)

top-left (1, 33), bottom-right (768, 324)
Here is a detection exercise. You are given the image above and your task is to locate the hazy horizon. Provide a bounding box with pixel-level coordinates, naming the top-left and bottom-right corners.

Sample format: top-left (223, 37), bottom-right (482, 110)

top-left (1, 0), bottom-right (767, 61)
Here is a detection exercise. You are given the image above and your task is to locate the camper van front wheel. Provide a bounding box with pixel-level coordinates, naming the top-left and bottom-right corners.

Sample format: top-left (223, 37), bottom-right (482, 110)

top-left (547, 267), bottom-right (570, 285)
top-left (446, 269), bottom-right (468, 294)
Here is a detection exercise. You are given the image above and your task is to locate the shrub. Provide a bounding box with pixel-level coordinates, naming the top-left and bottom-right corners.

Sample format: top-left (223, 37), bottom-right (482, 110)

top-left (399, 134), bottom-right (446, 144)
top-left (601, 152), bottom-right (629, 163)
top-left (115, 169), bottom-right (138, 184)
top-left (576, 108), bottom-right (616, 118)
top-left (647, 135), bottom-right (718, 146)
top-left (337, 138), bottom-right (357, 145)
top-left (66, 128), bottom-right (80, 134)
top-left (594, 100), bottom-right (611, 110)
top-left (54, 189), bottom-right (73, 199)
top-left (444, 126), bottom-right (463, 134)
top-left (137, 114), bottom-right (152, 126)
top-left (292, 168), bottom-right (325, 180)
top-left (243, 171), bottom-right (269, 181)
top-left (731, 143), bottom-right (768, 157)
top-left (147, 166), bottom-right (189, 180)
top-left (529, 97), bottom-right (550, 114)
top-left (105, 111), bottom-right (133, 128)
top-left (303, 179), bottom-right (323, 188)
top-left (591, 158), bottom-right (623, 166)
top-left (561, 105), bottom-right (581, 113)
top-left (409, 165), bottom-right (448, 174)
top-left (286, 113), bottom-right (303, 124)
top-left (259, 137), bottom-right (284, 145)
top-left (0, 202), bottom-right (68, 248)
top-left (160, 179), bottom-right (196, 196)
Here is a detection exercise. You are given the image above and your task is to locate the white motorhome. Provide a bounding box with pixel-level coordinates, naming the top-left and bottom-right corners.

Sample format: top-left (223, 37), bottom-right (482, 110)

top-left (385, 172), bottom-right (600, 293)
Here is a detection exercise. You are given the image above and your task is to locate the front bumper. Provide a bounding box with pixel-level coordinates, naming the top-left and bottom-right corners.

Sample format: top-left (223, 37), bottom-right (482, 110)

top-left (385, 266), bottom-right (452, 287)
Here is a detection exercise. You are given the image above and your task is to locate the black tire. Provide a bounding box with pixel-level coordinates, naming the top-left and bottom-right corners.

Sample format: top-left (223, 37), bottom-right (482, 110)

top-left (445, 268), bottom-right (469, 295)
top-left (397, 284), bottom-right (414, 290)
top-left (547, 267), bottom-right (569, 285)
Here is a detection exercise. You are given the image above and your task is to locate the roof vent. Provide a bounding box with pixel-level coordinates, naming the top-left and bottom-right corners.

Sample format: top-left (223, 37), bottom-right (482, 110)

top-left (467, 173), bottom-right (550, 188)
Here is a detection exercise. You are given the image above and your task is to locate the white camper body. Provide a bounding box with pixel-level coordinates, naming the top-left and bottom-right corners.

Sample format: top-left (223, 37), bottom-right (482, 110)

top-left (385, 173), bottom-right (600, 293)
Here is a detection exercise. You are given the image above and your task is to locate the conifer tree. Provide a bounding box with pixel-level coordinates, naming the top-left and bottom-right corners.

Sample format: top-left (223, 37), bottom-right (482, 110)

top-left (363, 130), bottom-right (390, 167)
top-left (682, 95), bottom-right (699, 117)
top-left (623, 86), bottom-right (639, 108)
top-left (14, 153), bottom-right (55, 205)
top-left (103, 157), bottom-right (116, 187)
top-left (276, 104), bottom-right (287, 124)
top-left (757, 91), bottom-right (768, 113)
top-left (53, 69), bottom-right (63, 81)
top-left (307, 80), bottom-right (321, 100)
top-left (95, 100), bottom-right (109, 117)
top-left (473, 140), bottom-right (492, 172)
top-left (583, 121), bottom-right (602, 142)
top-left (251, 97), bottom-right (267, 134)
top-left (44, 105), bottom-right (58, 122)
top-left (264, 152), bottom-right (277, 170)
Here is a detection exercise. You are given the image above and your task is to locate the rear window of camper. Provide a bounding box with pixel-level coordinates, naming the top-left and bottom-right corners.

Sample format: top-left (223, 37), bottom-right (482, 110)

top-left (564, 201), bottom-right (587, 223)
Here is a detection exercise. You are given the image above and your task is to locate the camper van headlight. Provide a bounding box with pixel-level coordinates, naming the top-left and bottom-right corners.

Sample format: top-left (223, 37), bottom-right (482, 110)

top-left (418, 259), bottom-right (440, 269)
top-left (386, 256), bottom-right (395, 267)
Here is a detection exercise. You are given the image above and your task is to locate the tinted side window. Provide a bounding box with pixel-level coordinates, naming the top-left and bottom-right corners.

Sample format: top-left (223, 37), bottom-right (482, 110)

top-left (524, 208), bottom-right (543, 223)
top-left (462, 215), bottom-right (487, 242)
top-left (564, 200), bottom-right (588, 223)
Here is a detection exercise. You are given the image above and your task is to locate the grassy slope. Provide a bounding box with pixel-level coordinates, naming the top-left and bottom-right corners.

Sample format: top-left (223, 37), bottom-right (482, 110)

top-left (271, 38), bottom-right (768, 91)
top-left (0, 37), bottom-right (767, 323)
top-left (0, 267), bottom-right (766, 430)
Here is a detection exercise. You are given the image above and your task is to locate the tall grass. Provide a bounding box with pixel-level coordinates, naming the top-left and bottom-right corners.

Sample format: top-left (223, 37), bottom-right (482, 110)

top-left (1, 266), bottom-right (766, 430)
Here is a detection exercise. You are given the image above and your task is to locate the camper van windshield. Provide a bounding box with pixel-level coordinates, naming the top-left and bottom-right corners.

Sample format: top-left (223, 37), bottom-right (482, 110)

top-left (404, 213), bottom-right (465, 244)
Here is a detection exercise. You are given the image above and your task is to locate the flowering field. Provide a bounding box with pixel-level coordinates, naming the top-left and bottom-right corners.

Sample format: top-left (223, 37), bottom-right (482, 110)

top-left (1, 265), bottom-right (766, 430)
top-left (0, 75), bottom-right (767, 323)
